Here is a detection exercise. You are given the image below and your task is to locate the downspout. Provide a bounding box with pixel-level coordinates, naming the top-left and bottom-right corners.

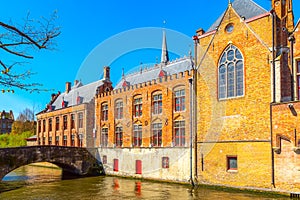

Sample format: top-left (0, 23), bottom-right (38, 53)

top-left (189, 77), bottom-right (194, 187)
top-left (271, 10), bottom-right (276, 188)
top-left (193, 36), bottom-right (199, 179)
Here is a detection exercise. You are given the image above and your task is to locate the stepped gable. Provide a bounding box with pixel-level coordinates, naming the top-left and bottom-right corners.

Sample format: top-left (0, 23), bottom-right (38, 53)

top-left (207, 0), bottom-right (268, 32)
top-left (114, 57), bottom-right (193, 90)
top-left (51, 80), bottom-right (104, 110)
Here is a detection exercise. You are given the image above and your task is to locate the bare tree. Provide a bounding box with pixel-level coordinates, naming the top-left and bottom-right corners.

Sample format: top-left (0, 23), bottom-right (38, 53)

top-left (0, 11), bottom-right (60, 93)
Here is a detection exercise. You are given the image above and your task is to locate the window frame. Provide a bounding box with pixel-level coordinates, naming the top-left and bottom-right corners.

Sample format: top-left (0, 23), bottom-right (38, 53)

top-left (174, 120), bottom-right (185, 147)
top-left (63, 115), bottom-right (68, 130)
top-left (151, 122), bottom-right (162, 147)
top-left (101, 103), bottom-right (109, 121)
top-left (162, 157), bottom-right (169, 168)
top-left (115, 126), bottom-right (123, 147)
top-left (71, 114), bottom-right (75, 129)
top-left (227, 155), bottom-right (238, 171)
top-left (174, 88), bottom-right (185, 112)
top-left (133, 124), bottom-right (142, 147)
top-left (152, 93), bottom-right (162, 115)
top-left (48, 118), bottom-right (52, 132)
top-left (78, 112), bottom-right (83, 129)
top-left (55, 117), bottom-right (60, 131)
top-left (218, 45), bottom-right (244, 100)
top-left (115, 99), bottom-right (123, 120)
top-left (133, 96), bottom-right (142, 117)
top-left (101, 127), bottom-right (109, 147)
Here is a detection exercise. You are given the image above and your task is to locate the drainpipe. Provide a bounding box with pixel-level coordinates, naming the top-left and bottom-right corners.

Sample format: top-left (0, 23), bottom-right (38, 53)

top-left (189, 77), bottom-right (194, 187)
top-left (271, 10), bottom-right (276, 188)
top-left (193, 35), bottom-right (199, 179)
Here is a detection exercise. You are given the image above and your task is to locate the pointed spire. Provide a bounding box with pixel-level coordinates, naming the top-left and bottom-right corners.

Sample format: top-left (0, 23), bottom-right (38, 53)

top-left (161, 30), bottom-right (169, 65)
top-left (122, 68), bottom-right (125, 79)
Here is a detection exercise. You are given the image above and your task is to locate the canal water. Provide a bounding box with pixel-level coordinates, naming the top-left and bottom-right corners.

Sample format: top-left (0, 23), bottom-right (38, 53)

top-left (0, 163), bottom-right (289, 200)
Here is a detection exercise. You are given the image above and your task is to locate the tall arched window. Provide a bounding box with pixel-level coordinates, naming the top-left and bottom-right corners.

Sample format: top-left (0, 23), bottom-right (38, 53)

top-left (218, 45), bottom-right (244, 99)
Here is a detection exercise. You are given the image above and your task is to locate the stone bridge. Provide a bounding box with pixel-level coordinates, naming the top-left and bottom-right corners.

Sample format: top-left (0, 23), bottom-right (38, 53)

top-left (0, 146), bottom-right (104, 180)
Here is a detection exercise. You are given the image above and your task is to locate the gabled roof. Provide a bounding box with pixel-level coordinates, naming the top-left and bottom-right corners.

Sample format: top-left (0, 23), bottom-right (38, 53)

top-left (50, 80), bottom-right (104, 111)
top-left (114, 57), bottom-right (193, 90)
top-left (207, 0), bottom-right (268, 32)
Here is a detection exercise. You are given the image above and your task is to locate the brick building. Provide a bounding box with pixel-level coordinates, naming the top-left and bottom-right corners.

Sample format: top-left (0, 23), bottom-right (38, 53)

top-left (36, 69), bottom-right (112, 148)
top-left (0, 110), bottom-right (14, 134)
top-left (95, 31), bottom-right (195, 181)
top-left (194, 0), bottom-right (300, 192)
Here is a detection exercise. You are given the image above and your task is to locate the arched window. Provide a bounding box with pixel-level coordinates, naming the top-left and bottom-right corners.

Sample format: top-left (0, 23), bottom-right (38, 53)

top-left (218, 45), bottom-right (244, 99)
top-left (151, 122), bottom-right (162, 147)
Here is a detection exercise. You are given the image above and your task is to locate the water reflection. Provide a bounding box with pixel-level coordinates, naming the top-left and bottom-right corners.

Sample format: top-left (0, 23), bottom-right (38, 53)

top-left (0, 164), bottom-right (289, 200)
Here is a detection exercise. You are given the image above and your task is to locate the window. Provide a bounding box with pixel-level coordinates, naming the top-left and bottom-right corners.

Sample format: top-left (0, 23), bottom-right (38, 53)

top-left (63, 115), bottom-right (68, 130)
top-left (225, 23), bottom-right (234, 33)
top-left (134, 97), bottom-right (142, 117)
top-left (42, 119), bottom-right (46, 132)
top-left (133, 124), bottom-right (142, 147)
top-left (115, 126), bottom-right (123, 147)
top-left (103, 155), bottom-right (107, 164)
top-left (151, 123), bottom-right (162, 147)
top-left (101, 127), bottom-right (108, 147)
top-left (218, 45), bottom-right (244, 99)
top-left (63, 135), bottom-right (67, 146)
top-left (71, 134), bottom-right (75, 146)
top-left (71, 114), bottom-right (75, 129)
top-left (48, 136), bottom-right (52, 145)
top-left (174, 120), bottom-right (185, 147)
top-left (175, 89), bottom-right (185, 111)
top-left (48, 118), bottom-right (52, 132)
top-left (297, 60), bottom-right (300, 100)
top-left (115, 100), bottom-right (123, 119)
top-left (55, 136), bottom-right (59, 145)
top-left (79, 134), bottom-right (83, 147)
top-left (162, 157), bottom-right (169, 168)
top-left (55, 117), bottom-right (59, 131)
top-left (227, 156), bottom-right (238, 170)
top-left (152, 93), bottom-right (162, 114)
top-left (102, 103), bottom-right (108, 121)
top-left (78, 112), bottom-right (83, 128)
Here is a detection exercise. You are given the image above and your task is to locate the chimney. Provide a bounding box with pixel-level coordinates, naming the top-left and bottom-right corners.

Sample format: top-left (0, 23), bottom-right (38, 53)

top-left (74, 80), bottom-right (79, 86)
top-left (196, 28), bottom-right (205, 36)
top-left (103, 66), bottom-right (110, 81)
top-left (65, 82), bottom-right (71, 93)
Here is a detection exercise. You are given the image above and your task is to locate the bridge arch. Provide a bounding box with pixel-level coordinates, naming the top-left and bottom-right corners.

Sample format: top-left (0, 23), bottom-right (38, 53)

top-left (0, 146), bottom-right (104, 181)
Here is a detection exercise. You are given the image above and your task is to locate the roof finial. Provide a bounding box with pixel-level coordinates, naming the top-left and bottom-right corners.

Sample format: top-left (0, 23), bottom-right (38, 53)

top-left (122, 68), bottom-right (125, 79)
top-left (161, 29), bottom-right (169, 65)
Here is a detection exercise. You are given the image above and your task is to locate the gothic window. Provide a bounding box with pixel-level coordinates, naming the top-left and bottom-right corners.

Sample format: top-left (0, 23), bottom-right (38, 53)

top-left (151, 123), bottom-right (162, 147)
top-left (133, 124), bottom-right (142, 147)
top-left (152, 92), bottom-right (162, 115)
top-left (174, 120), bottom-right (185, 147)
top-left (115, 99), bottom-right (123, 119)
top-left (218, 45), bottom-right (244, 99)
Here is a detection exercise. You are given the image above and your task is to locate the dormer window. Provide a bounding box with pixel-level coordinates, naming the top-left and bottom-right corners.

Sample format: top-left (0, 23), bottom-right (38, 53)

top-left (122, 81), bottom-right (130, 88)
top-left (158, 70), bottom-right (167, 78)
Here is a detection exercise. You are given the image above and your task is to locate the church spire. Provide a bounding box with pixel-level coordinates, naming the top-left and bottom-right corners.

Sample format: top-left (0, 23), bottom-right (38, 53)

top-left (161, 30), bottom-right (169, 65)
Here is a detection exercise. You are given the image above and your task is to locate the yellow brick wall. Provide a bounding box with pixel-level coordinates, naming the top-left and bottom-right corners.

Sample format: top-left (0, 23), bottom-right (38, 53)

top-left (196, 6), bottom-right (273, 188)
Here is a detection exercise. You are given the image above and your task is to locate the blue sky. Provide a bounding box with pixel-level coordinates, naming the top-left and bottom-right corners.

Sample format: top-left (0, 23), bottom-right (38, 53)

top-left (1, 0), bottom-right (300, 117)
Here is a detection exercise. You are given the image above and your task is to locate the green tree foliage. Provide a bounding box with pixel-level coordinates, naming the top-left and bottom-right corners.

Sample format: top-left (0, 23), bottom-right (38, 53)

top-left (0, 131), bottom-right (33, 147)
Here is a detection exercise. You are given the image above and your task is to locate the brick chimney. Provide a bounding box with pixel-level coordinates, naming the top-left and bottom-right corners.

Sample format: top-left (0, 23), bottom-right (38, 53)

top-left (65, 82), bottom-right (71, 93)
top-left (103, 66), bottom-right (110, 81)
top-left (196, 28), bottom-right (205, 36)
